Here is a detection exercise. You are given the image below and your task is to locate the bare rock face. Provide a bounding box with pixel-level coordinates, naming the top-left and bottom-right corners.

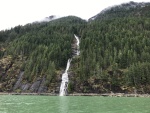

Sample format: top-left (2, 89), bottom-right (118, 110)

top-left (11, 72), bottom-right (58, 93)
top-left (13, 72), bottom-right (24, 90)
top-left (21, 83), bottom-right (31, 92)
top-left (12, 72), bottom-right (48, 93)
top-left (29, 81), bottom-right (41, 92)
top-left (38, 78), bottom-right (48, 93)
top-left (0, 55), bottom-right (59, 93)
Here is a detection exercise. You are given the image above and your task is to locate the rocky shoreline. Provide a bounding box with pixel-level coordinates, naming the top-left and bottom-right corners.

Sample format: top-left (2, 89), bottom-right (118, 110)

top-left (69, 93), bottom-right (150, 97)
top-left (0, 92), bottom-right (150, 97)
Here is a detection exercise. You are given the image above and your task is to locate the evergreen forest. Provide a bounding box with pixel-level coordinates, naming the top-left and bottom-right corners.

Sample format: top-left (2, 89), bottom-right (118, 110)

top-left (0, 2), bottom-right (150, 94)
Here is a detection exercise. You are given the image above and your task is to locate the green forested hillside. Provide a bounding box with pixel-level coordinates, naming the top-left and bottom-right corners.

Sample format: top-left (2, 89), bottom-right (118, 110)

top-left (0, 2), bottom-right (150, 94)
top-left (72, 2), bottom-right (150, 93)
top-left (0, 16), bottom-right (86, 92)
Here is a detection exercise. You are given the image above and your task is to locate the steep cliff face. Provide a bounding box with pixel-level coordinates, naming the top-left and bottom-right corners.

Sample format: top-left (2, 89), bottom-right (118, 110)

top-left (0, 58), bottom-right (61, 93)
top-left (0, 55), bottom-right (62, 93)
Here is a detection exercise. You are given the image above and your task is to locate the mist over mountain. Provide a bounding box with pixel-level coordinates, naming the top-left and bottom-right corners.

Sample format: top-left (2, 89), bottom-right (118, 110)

top-left (89, 1), bottom-right (150, 20)
top-left (33, 15), bottom-right (62, 23)
top-left (0, 1), bottom-right (150, 94)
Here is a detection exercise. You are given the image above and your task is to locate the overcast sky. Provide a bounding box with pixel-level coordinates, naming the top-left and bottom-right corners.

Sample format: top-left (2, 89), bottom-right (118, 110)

top-left (0, 0), bottom-right (150, 30)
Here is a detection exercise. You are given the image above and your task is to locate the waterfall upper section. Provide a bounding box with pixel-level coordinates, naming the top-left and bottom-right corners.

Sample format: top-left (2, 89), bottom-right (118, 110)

top-left (74, 34), bottom-right (80, 56)
top-left (59, 34), bottom-right (80, 96)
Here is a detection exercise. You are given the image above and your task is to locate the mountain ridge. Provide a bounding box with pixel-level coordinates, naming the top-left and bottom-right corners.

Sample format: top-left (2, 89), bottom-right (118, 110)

top-left (89, 1), bottom-right (150, 21)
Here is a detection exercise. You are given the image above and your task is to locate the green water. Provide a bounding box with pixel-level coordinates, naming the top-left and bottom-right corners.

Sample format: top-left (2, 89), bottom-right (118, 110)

top-left (0, 96), bottom-right (150, 113)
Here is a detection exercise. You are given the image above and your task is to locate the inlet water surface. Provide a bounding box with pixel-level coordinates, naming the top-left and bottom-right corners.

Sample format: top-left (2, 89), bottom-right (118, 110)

top-left (0, 96), bottom-right (150, 113)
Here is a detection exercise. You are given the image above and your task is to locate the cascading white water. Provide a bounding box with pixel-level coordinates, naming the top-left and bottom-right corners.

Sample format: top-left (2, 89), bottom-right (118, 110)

top-left (59, 34), bottom-right (80, 96)
top-left (59, 59), bottom-right (72, 96)
top-left (74, 34), bottom-right (80, 55)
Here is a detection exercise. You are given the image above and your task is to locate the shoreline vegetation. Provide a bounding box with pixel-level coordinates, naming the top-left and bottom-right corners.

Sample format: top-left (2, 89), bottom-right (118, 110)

top-left (0, 92), bottom-right (150, 97)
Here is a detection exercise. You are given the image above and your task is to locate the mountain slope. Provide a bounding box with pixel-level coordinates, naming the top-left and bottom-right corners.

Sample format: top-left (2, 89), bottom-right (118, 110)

top-left (0, 16), bottom-right (86, 93)
top-left (1, 2), bottom-right (150, 94)
top-left (72, 2), bottom-right (150, 94)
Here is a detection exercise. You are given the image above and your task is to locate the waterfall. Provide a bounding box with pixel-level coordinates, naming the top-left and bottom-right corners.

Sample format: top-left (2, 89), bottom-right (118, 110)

top-left (59, 59), bottom-right (72, 96)
top-left (59, 34), bottom-right (80, 96)
top-left (74, 34), bottom-right (80, 55)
